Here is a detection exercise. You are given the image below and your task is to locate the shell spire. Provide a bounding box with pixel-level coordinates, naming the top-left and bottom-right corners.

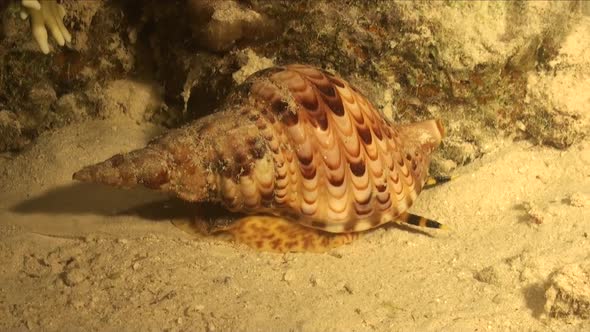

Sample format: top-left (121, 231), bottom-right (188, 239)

top-left (72, 129), bottom-right (213, 202)
top-left (73, 148), bottom-right (174, 190)
top-left (72, 108), bottom-right (271, 204)
top-left (74, 64), bottom-right (446, 237)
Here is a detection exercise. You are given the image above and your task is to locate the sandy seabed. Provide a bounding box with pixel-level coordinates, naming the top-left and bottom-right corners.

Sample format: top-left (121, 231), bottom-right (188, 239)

top-left (0, 117), bottom-right (588, 331)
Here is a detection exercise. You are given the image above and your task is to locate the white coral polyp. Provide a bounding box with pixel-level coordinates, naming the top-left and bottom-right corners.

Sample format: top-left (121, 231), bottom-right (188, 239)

top-left (20, 0), bottom-right (71, 54)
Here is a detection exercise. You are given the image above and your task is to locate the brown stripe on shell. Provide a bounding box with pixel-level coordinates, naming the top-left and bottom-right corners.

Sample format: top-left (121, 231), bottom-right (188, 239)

top-left (324, 150), bottom-right (342, 170)
top-left (296, 89), bottom-right (319, 110)
top-left (274, 70), bottom-right (306, 91)
top-left (322, 93), bottom-right (345, 116)
top-left (316, 81), bottom-right (336, 97)
top-left (384, 126), bottom-right (393, 139)
top-left (311, 220), bottom-right (327, 229)
top-left (306, 71), bottom-right (345, 117)
top-left (350, 161), bottom-right (365, 177)
top-left (328, 174), bottom-right (345, 187)
top-left (302, 192), bottom-right (317, 204)
top-left (356, 191), bottom-right (372, 205)
top-left (315, 110), bottom-right (329, 130)
top-left (404, 191), bottom-right (415, 212)
top-left (301, 165), bottom-right (317, 180)
top-left (376, 192), bottom-right (392, 207)
top-left (343, 220), bottom-right (357, 232)
top-left (271, 99), bottom-right (289, 115)
top-left (369, 217), bottom-right (382, 227)
top-left (354, 202), bottom-right (373, 217)
top-left (328, 76), bottom-right (346, 88)
top-left (281, 111), bottom-right (298, 126)
top-left (357, 126), bottom-right (372, 145)
top-left (297, 152), bottom-right (313, 166)
top-left (372, 124), bottom-right (383, 140)
top-left (260, 189), bottom-right (275, 202)
top-left (301, 202), bottom-right (317, 216)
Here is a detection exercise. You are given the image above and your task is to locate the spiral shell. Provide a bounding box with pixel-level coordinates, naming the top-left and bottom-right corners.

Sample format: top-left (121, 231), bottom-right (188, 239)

top-left (74, 64), bottom-right (444, 235)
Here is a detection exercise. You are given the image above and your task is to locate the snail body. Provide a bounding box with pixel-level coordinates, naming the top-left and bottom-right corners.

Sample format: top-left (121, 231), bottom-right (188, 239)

top-left (74, 64), bottom-right (445, 249)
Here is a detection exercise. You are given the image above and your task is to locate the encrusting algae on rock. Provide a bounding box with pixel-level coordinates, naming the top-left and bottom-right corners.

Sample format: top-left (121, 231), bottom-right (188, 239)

top-left (74, 64), bottom-right (446, 252)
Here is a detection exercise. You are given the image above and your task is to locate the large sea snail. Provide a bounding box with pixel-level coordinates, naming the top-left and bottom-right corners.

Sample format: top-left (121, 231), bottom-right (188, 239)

top-left (73, 64), bottom-right (446, 252)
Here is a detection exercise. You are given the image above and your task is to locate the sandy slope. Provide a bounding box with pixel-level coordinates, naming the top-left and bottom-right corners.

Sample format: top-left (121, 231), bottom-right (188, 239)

top-left (0, 117), bottom-right (588, 331)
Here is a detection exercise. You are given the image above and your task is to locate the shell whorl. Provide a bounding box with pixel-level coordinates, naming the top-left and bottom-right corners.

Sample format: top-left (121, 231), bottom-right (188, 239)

top-left (210, 64), bottom-right (443, 233)
top-left (73, 64), bottom-right (444, 234)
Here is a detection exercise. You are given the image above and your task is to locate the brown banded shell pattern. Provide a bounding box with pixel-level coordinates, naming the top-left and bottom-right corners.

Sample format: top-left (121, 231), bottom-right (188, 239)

top-left (217, 64), bottom-right (432, 233)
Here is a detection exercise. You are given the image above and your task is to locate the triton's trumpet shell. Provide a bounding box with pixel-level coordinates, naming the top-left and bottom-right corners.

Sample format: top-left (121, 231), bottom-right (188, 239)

top-left (74, 64), bottom-right (445, 250)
